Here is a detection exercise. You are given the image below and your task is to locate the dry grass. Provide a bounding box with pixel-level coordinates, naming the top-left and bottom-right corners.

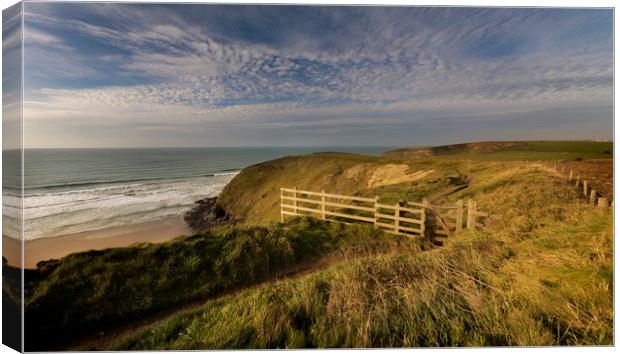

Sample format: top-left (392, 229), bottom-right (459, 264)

top-left (556, 160), bottom-right (613, 199)
top-left (217, 153), bottom-right (465, 223)
top-left (114, 163), bottom-right (613, 349)
top-left (24, 217), bottom-right (419, 351)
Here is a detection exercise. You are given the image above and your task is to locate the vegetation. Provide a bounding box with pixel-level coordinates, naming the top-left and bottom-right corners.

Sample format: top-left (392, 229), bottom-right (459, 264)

top-left (217, 141), bottom-right (612, 225)
top-left (384, 141), bottom-right (613, 161)
top-left (2, 258), bottom-right (23, 351)
top-left (22, 140), bottom-right (614, 349)
top-left (218, 152), bottom-right (381, 223)
top-left (114, 163), bottom-right (613, 349)
top-left (218, 152), bottom-right (470, 223)
top-left (24, 217), bottom-right (418, 350)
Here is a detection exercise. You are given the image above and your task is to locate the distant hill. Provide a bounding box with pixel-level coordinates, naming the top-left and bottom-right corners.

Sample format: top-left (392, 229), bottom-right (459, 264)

top-left (384, 141), bottom-right (613, 161)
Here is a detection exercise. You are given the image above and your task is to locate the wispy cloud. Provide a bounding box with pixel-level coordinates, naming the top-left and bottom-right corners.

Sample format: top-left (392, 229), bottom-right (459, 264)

top-left (20, 4), bottom-right (613, 147)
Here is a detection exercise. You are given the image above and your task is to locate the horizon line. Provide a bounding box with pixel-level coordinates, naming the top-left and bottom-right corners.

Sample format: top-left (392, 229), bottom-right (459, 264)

top-left (5, 138), bottom-right (613, 151)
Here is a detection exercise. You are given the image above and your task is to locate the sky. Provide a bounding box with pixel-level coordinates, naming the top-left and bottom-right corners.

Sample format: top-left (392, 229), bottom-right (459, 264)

top-left (10, 3), bottom-right (615, 148)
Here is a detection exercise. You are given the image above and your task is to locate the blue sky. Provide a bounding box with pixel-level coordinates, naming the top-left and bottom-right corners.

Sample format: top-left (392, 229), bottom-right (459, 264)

top-left (14, 3), bottom-right (614, 148)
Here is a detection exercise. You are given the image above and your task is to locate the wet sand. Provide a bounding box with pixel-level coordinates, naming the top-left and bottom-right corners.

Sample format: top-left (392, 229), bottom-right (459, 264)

top-left (4, 216), bottom-right (191, 269)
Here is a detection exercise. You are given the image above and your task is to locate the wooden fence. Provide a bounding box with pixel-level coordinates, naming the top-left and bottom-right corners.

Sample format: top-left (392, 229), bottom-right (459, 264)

top-left (539, 161), bottom-right (613, 209)
top-left (280, 187), bottom-right (488, 241)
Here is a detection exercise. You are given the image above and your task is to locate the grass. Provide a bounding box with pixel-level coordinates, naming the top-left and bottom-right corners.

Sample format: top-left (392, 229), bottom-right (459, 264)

top-left (217, 141), bottom-right (612, 226)
top-left (23, 141), bottom-right (614, 349)
top-left (217, 152), bottom-right (381, 223)
top-left (113, 164), bottom-right (613, 349)
top-left (218, 152), bottom-right (469, 223)
top-left (2, 259), bottom-right (23, 351)
top-left (384, 141), bottom-right (613, 161)
top-left (24, 217), bottom-right (418, 351)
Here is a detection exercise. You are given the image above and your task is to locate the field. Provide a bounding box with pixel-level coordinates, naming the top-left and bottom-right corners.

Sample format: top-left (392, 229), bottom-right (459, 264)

top-left (116, 162), bottom-right (613, 349)
top-left (15, 140), bottom-right (613, 349)
top-left (555, 160), bottom-right (613, 199)
top-left (385, 141), bottom-right (613, 161)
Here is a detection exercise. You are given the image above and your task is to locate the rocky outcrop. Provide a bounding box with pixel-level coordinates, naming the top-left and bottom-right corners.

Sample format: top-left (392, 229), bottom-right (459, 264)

top-left (183, 197), bottom-right (232, 233)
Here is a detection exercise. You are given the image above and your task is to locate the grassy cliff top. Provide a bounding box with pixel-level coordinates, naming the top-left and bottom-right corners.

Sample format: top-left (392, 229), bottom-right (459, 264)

top-left (22, 140), bottom-right (614, 349)
top-left (384, 141), bottom-right (613, 161)
top-left (216, 151), bottom-right (472, 223)
top-left (114, 160), bottom-right (613, 349)
top-left (217, 140), bottom-right (613, 224)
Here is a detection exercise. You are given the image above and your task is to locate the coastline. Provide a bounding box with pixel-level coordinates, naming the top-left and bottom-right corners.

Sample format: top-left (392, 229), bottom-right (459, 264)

top-left (5, 215), bottom-right (191, 269)
top-left (5, 147), bottom-right (387, 270)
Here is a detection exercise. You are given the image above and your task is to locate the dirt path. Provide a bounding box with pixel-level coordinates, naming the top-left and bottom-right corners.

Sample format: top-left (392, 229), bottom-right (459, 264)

top-left (425, 175), bottom-right (474, 203)
top-left (59, 248), bottom-right (413, 350)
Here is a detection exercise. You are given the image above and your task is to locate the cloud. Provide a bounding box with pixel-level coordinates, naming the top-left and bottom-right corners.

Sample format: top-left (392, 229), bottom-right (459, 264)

top-left (20, 4), bottom-right (613, 147)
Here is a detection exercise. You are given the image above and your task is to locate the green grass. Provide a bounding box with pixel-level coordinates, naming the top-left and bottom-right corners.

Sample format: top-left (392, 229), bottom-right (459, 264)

top-left (217, 152), bottom-right (463, 223)
top-left (24, 217), bottom-right (418, 351)
top-left (112, 164), bottom-right (613, 349)
top-left (23, 141), bottom-right (614, 349)
top-left (217, 141), bottom-right (612, 226)
top-left (217, 152), bottom-right (380, 223)
top-left (385, 141), bottom-right (613, 161)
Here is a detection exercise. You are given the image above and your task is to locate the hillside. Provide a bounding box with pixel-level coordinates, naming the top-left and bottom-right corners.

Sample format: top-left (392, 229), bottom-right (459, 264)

top-left (23, 218), bottom-right (418, 351)
top-left (217, 152), bottom-right (470, 224)
top-left (114, 161), bottom-right (612, 348)
top-left (215, 141), bottom-right (612, 225)
top-left (384, 141), bottom-right (613, 161)
top-left (22, 141), bottom-right (614, 349)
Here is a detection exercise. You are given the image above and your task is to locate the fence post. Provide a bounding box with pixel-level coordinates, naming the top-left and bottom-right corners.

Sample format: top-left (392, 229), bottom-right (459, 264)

top-left (420, 207), bottom-right (426, 239)
top-left (320, 190), bottom-right (326, 220)
top-left (455, 199), bottom-right (464, 234)
top-left (568, 170), bottom-right (573, 182)
top-left (583, 181), bottom-right (588, 197)
top-left (394, 202), bottom-right (401, 233)
top-left (373, 196), bottom-right (380, 228)
top-left (553, 160), bottom-right (557, 172)
top-left (590, 189), bottom-right (597, 204)
top-left (280, 188), bottom-right (284, 222)
top-left (561, 166), bottom-right (565, 174)
top-left (293, 186), bottom-right (298, 215)
top-left (422, 198), bottom-right (430, 241)
top-left (598, 197), bottom-right (608, 209)
top-left (575, 176), bottom-right (580, 188)
top-left (467, 199), bottom-right (477, 229)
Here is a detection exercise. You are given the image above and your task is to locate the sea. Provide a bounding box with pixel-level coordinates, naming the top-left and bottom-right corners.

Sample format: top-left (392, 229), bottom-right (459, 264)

top-left (2, 147), bottom-right (389, 240)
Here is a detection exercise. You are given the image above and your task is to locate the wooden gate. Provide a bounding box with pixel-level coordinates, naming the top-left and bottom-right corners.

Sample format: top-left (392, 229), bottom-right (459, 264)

top-left (280, 187), bottom-right (489, 242)
top-left (426, 200), bottom-right (488, 245)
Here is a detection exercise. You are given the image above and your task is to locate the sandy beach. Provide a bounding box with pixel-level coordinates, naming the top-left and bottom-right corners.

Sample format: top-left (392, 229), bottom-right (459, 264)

top-left (4, 215), bottom-right (191, 269)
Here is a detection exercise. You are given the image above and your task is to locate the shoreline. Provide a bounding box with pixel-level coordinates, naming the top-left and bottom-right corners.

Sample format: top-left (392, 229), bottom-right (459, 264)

top-left (4, 215), bottom-right (191, 269)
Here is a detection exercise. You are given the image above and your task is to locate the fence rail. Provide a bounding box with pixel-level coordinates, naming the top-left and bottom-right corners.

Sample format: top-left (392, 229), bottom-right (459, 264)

top-left (280, 187), bottom-right (488, 240)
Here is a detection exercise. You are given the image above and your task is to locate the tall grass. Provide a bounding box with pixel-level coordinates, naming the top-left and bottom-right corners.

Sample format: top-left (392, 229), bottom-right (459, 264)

top-left (115, 164), bottom-right (613, 349)
top-left (217, 152), bottom-right (465, 223)
top-left (24, 217), bottom-right (418, 350)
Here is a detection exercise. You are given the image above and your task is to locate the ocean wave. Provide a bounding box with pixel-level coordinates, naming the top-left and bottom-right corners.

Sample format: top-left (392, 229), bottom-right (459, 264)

top-left (24, 169), bottom-right (241, 192)
top-left (211, 171), bottom-right (241, 176)
top-left (21, 174), bottom-right (237, 240)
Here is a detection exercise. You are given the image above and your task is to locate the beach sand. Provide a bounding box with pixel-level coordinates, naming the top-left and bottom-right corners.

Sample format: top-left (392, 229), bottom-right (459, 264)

top-left (4, 216), bottom-right (191, 269)
top-left (2, 235), bottom-right (21, 267)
